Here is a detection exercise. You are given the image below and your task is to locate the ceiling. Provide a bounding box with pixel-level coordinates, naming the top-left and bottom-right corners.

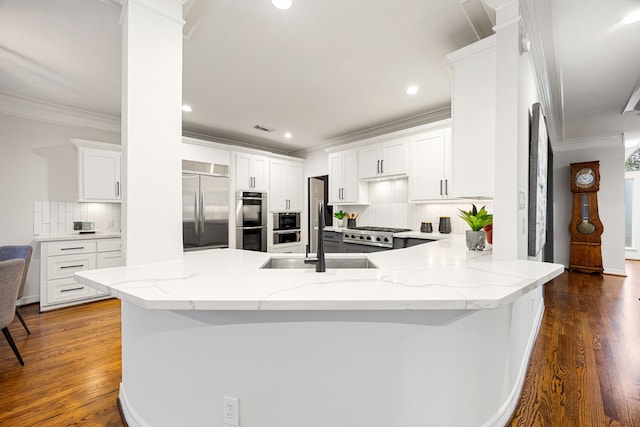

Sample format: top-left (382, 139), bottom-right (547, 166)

top-left (1, 0), bottom-right (639, 155)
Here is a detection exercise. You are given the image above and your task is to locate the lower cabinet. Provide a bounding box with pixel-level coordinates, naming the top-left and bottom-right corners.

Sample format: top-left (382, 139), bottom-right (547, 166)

top-left (40, 237), bottom-right (122, 311)
top-left (323, 230), bottom-right (344, 253)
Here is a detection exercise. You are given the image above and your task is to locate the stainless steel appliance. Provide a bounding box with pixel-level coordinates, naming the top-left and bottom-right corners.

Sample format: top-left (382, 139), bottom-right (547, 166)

top-left (342, 226), bottom-right (411, 252)
top-left (236, 191), bottom-right (267, 252)
top-left (273, 229), bottom-right (301, 245)
top-left (182, 161), bottom-right (230, 251)
top-left (274, 212), bottom-right (300, 230)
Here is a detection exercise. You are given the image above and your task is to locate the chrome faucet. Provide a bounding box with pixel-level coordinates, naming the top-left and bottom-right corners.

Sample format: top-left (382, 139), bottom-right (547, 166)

top-left (304, 200), bottom-right (326, 272)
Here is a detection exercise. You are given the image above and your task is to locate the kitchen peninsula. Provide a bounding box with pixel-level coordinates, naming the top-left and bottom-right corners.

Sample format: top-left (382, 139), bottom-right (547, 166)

top-left (75, 236), bottom-right (563, 427)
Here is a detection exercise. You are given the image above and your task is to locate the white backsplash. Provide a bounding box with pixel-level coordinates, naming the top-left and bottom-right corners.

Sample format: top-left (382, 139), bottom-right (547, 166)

top-left (33, 201), bottom-right (121, 236)
top-left (334, 179), bottom-right (493, 234)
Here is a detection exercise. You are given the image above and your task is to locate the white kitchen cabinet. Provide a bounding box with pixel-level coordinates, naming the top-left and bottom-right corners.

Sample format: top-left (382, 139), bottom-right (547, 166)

top-left (269, 159), bottom-right (303, 211)
top-left (408, 128), bottom-right (452, 201)
top-left (40, 237), bottom-right (122, 311)
top-left (78, 147), bottom-right (121, 202)
top-left (328, 150), bottom-right (367, 205)
top-left (446, 36), bottom-right (496, 199)
top-left (358, 138), bottom-right (408, 179)
top-left (235, 152), bottom-right (268, 191)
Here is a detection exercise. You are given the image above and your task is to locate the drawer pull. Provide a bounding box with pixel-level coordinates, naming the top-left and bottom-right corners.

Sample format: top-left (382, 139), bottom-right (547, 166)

top-left (61, 247), bottom-right (85, 251)
top-left (60, 264), bottom-right (85, 269)
top-left (60, 287), bottom-right (84, 293)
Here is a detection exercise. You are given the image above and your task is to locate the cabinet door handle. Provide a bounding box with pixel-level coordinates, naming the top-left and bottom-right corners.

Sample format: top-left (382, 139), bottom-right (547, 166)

top-left (377, 160), bottom-right (380, 174)
top-left (61, 247), bottom-right (85, 251)
top-left (445, 179), bottom-right (448, 196)
top-left (61, 286), bottom-right (85, 293)
top-left (440, 180), bottom-right (443, 196)
top-left (60, 264), bottom-right (85, 269)
top-left (380, 160), bottom-right (384, 174)
top-left (116, 181), bottom-right (120, 196)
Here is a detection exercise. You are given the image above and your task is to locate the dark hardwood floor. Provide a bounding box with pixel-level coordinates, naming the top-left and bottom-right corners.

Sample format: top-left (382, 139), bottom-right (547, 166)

top-left (1, 262), bottom-right (638, 426)
top-left (508, 261), bottom-right (640, 427)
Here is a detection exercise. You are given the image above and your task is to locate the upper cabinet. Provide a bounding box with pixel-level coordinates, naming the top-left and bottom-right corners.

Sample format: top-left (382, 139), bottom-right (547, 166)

top-left (358, 139), bottom-right (408, 180)
top-left (75, 141), bottom-right (121, 203)
top-left (328, 150), bottom-right (367, 205)
top-left (270, 159), bottom-right (303, 212)
top-left (446, 36), bottom-right (496, 199)
top-left (235, 152), bottom-right (268, 191)
top-left (408, 127), bottom-right (452, 201)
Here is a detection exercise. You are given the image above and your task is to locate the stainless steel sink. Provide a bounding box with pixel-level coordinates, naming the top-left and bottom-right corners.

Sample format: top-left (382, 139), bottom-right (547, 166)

top-left (260, 257), bottom-right (378, 269)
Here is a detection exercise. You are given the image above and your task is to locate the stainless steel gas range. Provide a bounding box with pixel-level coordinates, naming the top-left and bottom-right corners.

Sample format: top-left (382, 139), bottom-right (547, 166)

top-left (342, 226), bottom-right (411, 253)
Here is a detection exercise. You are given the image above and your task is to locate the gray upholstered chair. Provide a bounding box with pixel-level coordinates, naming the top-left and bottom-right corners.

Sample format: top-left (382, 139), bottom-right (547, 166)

top-left (1, 258), bottom-right (26, 365)
top-left (0, 245), bottom-right (33, 334)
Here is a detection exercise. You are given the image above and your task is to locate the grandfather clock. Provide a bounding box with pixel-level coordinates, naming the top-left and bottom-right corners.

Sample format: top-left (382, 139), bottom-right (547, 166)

top-left (568, 161), bottom-right (604, 273)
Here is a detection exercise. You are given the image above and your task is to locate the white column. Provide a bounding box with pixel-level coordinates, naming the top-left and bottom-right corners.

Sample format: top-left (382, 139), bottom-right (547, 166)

top-left (121, 0), bottom-right (186, 265)
top-left (485, 0), bottom-right (523, 260)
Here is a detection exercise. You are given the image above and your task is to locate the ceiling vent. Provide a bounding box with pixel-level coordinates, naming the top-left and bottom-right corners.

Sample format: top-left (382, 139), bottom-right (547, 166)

top-left (254, 124), bottom-right (274, 132)
top-left (623, 81), bottom-right (640, 113)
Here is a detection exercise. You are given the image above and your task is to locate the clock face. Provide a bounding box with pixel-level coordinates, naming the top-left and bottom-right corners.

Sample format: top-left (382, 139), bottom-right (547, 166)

top-left (575, 168), bottom-right (595, 188)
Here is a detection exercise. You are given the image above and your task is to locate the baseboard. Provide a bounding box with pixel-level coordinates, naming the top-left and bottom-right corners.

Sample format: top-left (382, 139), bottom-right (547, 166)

top-left (17, 295), bottom-right (39, 306)
top-left (481, 300), bottom-right (545, 427)
top-left (604, 267), bottom-right (627, 276)
top-left (118, 383), bottom-right (148, 427)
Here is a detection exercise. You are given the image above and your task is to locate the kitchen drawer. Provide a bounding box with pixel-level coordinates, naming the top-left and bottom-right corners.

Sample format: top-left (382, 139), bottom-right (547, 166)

top-left (47, 253), bottom-right (97, 280)
top-left (47, 278), bottom-right (96, 304)
top-left (47, 240), bottom-right (97, 256)
top-left (97, 251), bottom-right (123, 268)
top-left (97, 238), bottom-right (121, 252)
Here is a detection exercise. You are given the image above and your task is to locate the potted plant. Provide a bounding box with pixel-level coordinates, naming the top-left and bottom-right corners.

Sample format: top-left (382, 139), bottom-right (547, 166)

top-left (333, 210), bottom-right (346, 227)
top-left (458, 204), bottom-right (493, 251)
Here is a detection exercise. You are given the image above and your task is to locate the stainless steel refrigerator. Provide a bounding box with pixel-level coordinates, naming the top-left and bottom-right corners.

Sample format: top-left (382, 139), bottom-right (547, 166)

top-left (182, 166), bottom-right (230, 251)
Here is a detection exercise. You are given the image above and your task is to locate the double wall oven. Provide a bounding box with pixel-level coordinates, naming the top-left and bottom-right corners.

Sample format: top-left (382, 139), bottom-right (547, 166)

top-left (273, 212), bottom-right (301, 245)
top-left (235, 191), bottom-right (267, 252)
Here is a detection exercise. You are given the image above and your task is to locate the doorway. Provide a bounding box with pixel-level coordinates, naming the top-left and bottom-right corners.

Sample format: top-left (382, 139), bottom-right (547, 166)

top-left (625, 171), bottom-right (640, 260)
top-left (308, 175), bottom-right (332, 252)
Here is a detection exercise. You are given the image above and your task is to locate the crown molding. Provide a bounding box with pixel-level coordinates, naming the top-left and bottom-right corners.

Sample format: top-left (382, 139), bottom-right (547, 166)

top-left (326, 107), bottom-right (452, 147)
top-left (520, 0), bottom-right (563, 145)
top-left (0, 91), bottom-right (120, 132)
top-left (553, 133), bottom-right (624, 153)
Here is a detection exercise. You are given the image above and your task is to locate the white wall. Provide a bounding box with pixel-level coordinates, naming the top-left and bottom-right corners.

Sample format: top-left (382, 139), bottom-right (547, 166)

top-left (553, 140), bottom-right (626, 275)
top-left (0, 112), bottom-right (120, 301)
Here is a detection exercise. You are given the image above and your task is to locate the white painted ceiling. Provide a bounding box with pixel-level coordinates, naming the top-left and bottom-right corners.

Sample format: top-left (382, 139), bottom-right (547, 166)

top-left (1, 0), bottom-right (639, 154)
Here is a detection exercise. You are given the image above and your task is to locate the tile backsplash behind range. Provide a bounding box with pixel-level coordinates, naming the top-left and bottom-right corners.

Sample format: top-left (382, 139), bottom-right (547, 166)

top-left (33, 201), bottom-right (121, 236)
top-left (335, 179), bottom-right (493, 234)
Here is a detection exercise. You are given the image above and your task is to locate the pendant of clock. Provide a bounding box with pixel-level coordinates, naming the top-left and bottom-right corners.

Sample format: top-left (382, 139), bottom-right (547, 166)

top-left (569, 161), bottom-right (604, 273)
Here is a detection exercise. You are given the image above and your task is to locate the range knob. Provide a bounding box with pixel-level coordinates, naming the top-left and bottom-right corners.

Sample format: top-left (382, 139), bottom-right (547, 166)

top-left (376, 237), bottom-right (381, 242)
top-left (366, 236), bottom-right (372, 240)
top-left (383, 237), bottom-right (389, 242)
top-left (359, 236), bottom-right (364, 240)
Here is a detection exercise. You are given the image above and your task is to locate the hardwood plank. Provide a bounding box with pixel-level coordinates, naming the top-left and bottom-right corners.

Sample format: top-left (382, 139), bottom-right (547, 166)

top-left (509, 261), bottom-right (640, 427)
top-left (0, 299), bottom-right (123, 426)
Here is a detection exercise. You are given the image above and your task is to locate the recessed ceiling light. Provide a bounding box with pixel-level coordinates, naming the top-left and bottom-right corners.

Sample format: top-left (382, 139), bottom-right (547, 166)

top-left (406, 85), bottom-right (419, 95)
top-left (181, 105), bottom-right (192, 112)
top-left (284, 132), bottom-right (292, 139)
top-left (271, 0), bottom-right (293, 10)
top-left (622, 10), bottom-right (640, 25)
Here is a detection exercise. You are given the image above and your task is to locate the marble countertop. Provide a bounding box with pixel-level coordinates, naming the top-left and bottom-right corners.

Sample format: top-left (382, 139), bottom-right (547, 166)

top-left (74, 235), bottom-right (563, 311)
top-left (35, 231), bottom-right (121, 242)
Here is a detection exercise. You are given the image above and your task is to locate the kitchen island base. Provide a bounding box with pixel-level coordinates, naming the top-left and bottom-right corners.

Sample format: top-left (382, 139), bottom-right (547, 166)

top-left (117, 290), bottom-right (543, 427)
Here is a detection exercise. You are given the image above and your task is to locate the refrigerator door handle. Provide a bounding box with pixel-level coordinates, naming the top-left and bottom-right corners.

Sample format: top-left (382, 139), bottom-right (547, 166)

top-left (200, 192), bottom-right (205, 235)
top-left (194, 190), bottom-right (199, 234)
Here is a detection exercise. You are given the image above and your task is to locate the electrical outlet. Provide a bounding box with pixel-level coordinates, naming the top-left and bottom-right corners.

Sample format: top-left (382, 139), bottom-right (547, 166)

top-left (223, 396), bottom-right (239, 426)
